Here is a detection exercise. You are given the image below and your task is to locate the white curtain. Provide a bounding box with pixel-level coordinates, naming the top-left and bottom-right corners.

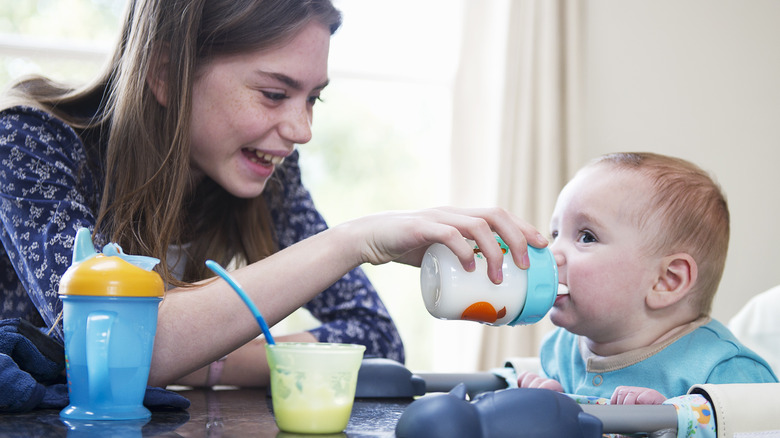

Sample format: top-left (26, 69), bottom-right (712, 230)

top-left (449, 0), bottom-right (584, 370)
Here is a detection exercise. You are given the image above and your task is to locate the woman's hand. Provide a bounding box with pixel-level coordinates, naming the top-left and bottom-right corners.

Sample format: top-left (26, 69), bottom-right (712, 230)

top-left (340, 207), bottom-right (548, 284)
top-left (517, 371), bottom-right (565, 392)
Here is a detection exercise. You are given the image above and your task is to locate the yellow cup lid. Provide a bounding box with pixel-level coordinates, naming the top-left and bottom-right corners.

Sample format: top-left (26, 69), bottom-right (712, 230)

top-left (58, 254), bottom-right (164, 297)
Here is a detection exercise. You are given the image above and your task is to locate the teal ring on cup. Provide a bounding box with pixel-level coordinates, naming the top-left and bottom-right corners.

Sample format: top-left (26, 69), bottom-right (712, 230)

top-left (508, 246), bottom-right (558, 326)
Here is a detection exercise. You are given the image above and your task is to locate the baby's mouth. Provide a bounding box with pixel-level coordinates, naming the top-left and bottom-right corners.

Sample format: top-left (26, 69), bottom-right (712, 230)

top-left (245, 149), bottom-right (285, 166)
top-left (555, 284), bottom-right (569, 305)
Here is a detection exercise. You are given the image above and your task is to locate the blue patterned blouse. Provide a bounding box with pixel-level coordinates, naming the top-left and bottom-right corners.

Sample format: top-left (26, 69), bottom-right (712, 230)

top-left (0, 106), bottom-right (404, 363)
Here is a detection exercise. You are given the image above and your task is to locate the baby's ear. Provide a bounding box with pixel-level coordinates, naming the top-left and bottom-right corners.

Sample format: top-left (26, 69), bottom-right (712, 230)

top-left (647, 253), bottom-right (697, 310)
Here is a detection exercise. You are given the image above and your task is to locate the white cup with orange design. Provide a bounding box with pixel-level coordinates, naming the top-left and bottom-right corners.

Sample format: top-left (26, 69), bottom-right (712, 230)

top-left (420, 234), bottom-right (561, 326)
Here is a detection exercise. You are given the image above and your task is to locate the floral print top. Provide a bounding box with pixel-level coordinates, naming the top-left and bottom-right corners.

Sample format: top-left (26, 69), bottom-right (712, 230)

top-left (0, 106), bottom-right (404, 363)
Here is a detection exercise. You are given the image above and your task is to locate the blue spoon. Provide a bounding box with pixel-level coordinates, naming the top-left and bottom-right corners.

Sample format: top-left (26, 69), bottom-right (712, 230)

top-left (205, 260), bottom-right (276, 345)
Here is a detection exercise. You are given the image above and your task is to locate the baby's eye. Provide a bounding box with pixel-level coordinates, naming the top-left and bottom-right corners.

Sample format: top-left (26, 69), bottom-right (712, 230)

top-left (550, 230), bottom-right (559, 240)
top-left (577, 230), bottom-right (597, 244)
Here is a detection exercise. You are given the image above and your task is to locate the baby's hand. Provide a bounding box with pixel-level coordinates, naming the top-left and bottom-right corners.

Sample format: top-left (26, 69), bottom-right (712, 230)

top-left (610, 386), bottom-right (666, 405)
top-left (516, 371), bottom-right (564, 392)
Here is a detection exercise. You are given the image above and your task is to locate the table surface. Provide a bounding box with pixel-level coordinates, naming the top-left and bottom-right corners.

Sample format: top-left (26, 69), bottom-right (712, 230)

top-left (0, 388), bottom-right (412, 438)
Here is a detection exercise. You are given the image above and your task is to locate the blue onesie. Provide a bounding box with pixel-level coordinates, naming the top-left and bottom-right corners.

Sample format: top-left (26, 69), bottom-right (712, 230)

top-left (540, 316), bottom-right (778, 399)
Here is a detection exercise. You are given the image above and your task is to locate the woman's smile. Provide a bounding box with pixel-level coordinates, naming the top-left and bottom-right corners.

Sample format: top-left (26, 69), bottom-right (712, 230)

top-left (245, 148), bottom-right (287, 166)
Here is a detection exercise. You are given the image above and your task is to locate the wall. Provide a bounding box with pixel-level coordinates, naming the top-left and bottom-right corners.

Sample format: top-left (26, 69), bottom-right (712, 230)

top-left (580, 0), bottom-right (780, 322)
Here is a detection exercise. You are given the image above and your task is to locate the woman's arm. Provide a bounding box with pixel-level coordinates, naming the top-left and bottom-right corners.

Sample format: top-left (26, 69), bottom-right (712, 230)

top-left (150, 208), bottom-right (547, 386)
top-left (173, 332), bottom-right (315, 387)
top-left (172, 266), bottom-right (402, 388)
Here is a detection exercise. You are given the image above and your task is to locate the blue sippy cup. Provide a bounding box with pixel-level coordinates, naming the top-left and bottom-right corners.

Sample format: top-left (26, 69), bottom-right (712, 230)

top-left (420, 235), bottom-right (559, 326)
top-left (59, 228), bottom-right (164, 420)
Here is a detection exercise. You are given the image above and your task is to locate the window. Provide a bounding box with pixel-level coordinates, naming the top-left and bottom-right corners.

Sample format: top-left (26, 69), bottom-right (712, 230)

top-left (306, 1), bottom-right (464, 371)
top-left (0, 0), bottom-right (124, 85)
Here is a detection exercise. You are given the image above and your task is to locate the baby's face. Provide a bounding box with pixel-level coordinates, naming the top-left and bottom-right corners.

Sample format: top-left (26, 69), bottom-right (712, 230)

top-left (548, 165), bottom-right (663, 343)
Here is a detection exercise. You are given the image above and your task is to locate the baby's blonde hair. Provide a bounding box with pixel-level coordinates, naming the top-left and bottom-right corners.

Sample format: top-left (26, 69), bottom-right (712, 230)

top-left (591, 152), bottom-right (729, 315)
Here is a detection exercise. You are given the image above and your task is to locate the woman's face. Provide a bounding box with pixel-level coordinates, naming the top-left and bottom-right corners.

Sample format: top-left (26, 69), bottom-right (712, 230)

top-left (188, 22), bottom-right (331, 198)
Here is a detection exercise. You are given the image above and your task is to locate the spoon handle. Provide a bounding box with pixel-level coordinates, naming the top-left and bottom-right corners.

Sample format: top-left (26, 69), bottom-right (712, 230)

top-left (205, 260), bottom-right (276, 345)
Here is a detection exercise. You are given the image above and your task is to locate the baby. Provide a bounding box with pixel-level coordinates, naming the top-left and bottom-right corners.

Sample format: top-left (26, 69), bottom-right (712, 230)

top-left (518, 152), bottom-right (778, 404)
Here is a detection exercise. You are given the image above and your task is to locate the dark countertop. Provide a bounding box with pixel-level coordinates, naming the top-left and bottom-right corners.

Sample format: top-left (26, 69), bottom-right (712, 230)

top-left (0, 388), bottom-right (412, 438)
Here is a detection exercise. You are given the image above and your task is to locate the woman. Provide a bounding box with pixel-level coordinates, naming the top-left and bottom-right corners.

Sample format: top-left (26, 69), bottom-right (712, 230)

top-left (0, 0), bottom-right (546, 387)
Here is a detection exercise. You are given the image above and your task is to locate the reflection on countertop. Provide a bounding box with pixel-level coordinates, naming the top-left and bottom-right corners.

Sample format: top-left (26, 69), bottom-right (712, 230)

top-left (0, 388), bottom-right (411, 438)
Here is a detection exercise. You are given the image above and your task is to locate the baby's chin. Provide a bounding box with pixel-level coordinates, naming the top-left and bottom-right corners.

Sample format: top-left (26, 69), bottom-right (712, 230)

top-left (548, 307), bottom-right (570, 329)
top-left (548, 295), bottom-right (573, 322)
top-left (548, 307), bottom-right (590, 335)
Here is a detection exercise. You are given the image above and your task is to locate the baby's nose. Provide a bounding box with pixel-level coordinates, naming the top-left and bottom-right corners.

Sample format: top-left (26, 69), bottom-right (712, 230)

top-left (554, 252), bottom-right (565, 267)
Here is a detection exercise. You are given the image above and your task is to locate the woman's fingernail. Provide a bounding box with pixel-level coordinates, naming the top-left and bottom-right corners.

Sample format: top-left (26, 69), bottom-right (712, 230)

top-left (493, 268), bottom-right (503, 284)
top-left (466, 260), bottom-right (476, 271)
top-left (521, 252), bottom-right (530, 269)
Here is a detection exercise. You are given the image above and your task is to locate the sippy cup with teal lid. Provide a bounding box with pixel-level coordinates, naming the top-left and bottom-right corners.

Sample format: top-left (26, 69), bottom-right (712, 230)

top-left (59, 227), bottom-right (164, 420)
top-left (420, 234), bottom-right (560, 326)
